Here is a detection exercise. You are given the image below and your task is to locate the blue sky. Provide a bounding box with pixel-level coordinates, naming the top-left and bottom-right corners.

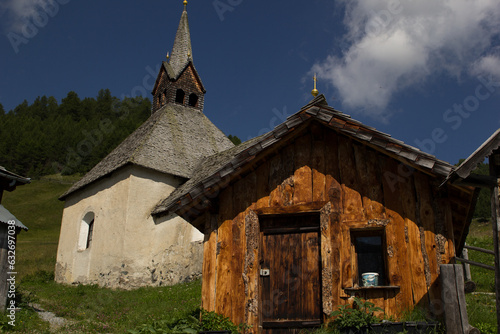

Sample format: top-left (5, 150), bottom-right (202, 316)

top-left (1, 0), bottom-right (499, 166)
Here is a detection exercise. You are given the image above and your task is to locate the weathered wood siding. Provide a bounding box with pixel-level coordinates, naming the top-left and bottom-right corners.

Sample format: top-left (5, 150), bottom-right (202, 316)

top-left (201, 124), bottom-right (458, 331)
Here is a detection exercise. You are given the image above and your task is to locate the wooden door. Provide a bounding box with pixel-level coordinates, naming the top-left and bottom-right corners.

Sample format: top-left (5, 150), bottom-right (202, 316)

top-left (260, 215), bottom-right (322, 334)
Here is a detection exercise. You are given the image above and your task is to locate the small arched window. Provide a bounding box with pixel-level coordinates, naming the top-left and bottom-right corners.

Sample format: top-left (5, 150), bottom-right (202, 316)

top-left (188, 93), bottom-right (198, 107)
top-left (78, 212), bottom-right (95, 251)
top-left (175, 89), bottom-right (185, 104)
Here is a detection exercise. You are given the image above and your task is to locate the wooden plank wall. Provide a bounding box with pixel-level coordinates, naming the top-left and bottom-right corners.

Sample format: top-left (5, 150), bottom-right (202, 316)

top-left (201, 124), bottom-right (459, 331)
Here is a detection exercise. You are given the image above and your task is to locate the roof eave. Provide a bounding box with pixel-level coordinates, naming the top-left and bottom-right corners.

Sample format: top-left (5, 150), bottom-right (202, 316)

top-left (443, 128), bottom-right (500, 186)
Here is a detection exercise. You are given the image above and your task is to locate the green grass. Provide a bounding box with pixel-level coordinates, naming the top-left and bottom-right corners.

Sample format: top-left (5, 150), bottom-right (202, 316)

top-left (1, 175), bottom-right (76, 280)
top-left (0, 272), bottom-right (202, 333)
top-left (464, 219), bottom-right (497, 333)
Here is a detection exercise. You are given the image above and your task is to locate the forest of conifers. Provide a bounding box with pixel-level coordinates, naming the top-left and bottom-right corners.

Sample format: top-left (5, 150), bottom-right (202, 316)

top-left (0, 90), bottom-right (491, 219)
top-left (0, 89), bottom-right (151, 178)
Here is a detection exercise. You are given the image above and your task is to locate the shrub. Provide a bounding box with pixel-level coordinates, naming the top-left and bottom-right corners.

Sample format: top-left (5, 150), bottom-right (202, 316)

top-left (329, 297), bottom-right (382, 330)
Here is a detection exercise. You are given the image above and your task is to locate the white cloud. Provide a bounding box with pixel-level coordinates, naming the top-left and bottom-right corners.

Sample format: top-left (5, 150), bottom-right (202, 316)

top-left (313, 0), bottom-right (500, 118)
top-left (471, 54), bottom-right (500, 80)
top-left (1, 0), bottom-right (51, 33)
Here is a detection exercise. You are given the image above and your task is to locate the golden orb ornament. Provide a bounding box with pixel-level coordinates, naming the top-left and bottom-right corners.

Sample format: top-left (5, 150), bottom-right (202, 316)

top-left (311, 74), bottom-right (319, 97)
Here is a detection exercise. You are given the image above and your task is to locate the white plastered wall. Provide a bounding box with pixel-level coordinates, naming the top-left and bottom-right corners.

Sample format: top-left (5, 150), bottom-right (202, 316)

top-left (55, 165), bottom-right (203, 288)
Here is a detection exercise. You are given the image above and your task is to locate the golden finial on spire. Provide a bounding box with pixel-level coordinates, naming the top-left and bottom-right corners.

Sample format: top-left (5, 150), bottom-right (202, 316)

top-left (183, 0), bottom-right (187, 8)
top-left (166, 52), bottom-right (170, 60)
top-left (311, 73), bottom-right (319, 97)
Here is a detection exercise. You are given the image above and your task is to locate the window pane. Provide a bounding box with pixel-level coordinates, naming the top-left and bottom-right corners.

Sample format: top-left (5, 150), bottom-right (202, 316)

top-left (355, 235), bottom-right (385, 285)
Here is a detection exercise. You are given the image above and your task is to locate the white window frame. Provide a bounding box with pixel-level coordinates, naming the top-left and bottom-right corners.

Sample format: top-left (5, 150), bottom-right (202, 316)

top-left (77, 212), bottom-right (95, 251)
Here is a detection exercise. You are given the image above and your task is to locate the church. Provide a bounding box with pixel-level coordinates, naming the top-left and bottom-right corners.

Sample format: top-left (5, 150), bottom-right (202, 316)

top-left (55, 1), bottom-right (234, 288)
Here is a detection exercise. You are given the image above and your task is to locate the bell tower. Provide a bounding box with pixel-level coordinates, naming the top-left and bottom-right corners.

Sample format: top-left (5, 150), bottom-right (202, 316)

top-left (152, 1), bottom-right (205, 113)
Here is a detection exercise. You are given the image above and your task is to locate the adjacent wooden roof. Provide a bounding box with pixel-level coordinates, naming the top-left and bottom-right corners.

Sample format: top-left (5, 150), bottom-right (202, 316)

top-left (0, 166), bottom-right (30, 192)
top-left (444, 128), bottom-right (500, 186)
top-left (153, 95), bottom-right (458, 218)
top-left (60, 104), bottom-right (234, 200)
top-left (0, 204), bottom-right (28, 230)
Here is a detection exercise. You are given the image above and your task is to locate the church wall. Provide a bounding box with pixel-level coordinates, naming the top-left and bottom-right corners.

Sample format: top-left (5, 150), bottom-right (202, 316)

top-left (55, 165), bottom-right (204, 289)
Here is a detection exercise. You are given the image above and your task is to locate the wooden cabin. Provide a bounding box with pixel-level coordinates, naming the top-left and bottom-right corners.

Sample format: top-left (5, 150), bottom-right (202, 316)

top-left (153, 95), bottom-right (477, 333)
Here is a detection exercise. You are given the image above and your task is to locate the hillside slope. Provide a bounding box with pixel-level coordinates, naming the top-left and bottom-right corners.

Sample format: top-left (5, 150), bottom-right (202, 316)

top-left (2, 175), bottom-right (75, 280)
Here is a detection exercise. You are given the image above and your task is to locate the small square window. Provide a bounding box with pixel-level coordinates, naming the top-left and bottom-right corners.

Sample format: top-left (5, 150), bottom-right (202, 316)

top-left (351, 230), bottom-right (386, 286)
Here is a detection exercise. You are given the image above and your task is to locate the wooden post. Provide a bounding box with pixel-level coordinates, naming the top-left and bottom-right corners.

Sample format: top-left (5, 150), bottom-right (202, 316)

top-left (461, 246), bottom-right (478, 293)
top-left (489, 151), bottom-right (500, 332)
top-left (461, 246), bottom-right (472, 282)
top-left (440, 264), bottom-right (479, 334)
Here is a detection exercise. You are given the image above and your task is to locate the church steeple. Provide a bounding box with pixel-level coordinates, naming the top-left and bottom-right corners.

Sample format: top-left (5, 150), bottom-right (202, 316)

top-left (151, 1), bottom-right (206, 114)
top-left (169, 1), bottom-right (193, 77)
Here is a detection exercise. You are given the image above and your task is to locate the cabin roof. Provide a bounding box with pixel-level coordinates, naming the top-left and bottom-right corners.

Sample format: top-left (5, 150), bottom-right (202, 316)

top-left (60, 104), bottom-right (234, 200)
top-left (0, 166), bottom-right (31, 190)
top-left (444, 128), bottom-right (500, 186)
top-left (0, 204), bottom-right (28, 230)
top-left (152, 95), bottom-right (458, 218)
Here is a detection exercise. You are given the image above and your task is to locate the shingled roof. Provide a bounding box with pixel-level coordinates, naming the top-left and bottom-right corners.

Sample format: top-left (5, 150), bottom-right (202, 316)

top-left (152, 94), bottom-right (458, 219)
top-left (169, 5), bottom-right (192, 78)
top-left (60, 104), bottom-right (234, 199)
top-left (444, 128), bottom-right (500, 186)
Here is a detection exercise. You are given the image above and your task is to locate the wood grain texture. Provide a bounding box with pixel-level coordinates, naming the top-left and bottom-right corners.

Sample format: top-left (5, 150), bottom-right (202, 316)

top-left (201, 214), bottom-right (218, 312)
top-left (312, 126), bottom-right (326, 203)
top-left (215, 187), bottom-right (234, 317)
top-left (413, 172), bottom-right (440, 315)
top-left (256, 161), bottom-right (270, 209)
top-left (379, 156), bottom-right (412, 314)
top-left (362, 147), bottom-right (386, 220)
top-left (244, 211), bottom-right (260, 332)
top-left (338, 137), bottom-right (364, 222)
top-left (293, 134), bottom-right (313, 205)
top-left (341, 224), bottom-right (353, 291)
top-left (397, 167), bottom-right (429, 308)
top-left (320, 203), bottom-right (333, 315)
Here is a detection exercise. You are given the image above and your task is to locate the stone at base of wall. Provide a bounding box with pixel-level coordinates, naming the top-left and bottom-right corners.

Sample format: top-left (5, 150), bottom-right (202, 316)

top-left (55, 241), bottom-right (203, 289)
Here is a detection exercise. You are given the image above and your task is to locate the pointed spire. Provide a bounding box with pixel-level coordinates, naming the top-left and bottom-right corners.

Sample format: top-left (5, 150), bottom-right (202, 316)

top-left (169, 1), bottom-right (193, 76)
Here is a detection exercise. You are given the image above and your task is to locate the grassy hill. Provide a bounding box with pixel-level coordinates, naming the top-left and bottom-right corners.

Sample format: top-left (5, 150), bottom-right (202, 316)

top-left (0, 176), bottom-right (496, 333)
top-left (2, 175), bottom-right (78, 280)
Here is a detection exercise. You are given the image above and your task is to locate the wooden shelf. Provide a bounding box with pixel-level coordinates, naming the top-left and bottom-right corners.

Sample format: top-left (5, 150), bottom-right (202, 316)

top-left (344, 286), bottom-right (400, 293)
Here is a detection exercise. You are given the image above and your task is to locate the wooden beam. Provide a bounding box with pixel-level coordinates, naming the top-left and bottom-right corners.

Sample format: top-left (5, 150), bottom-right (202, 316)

top-left (489, 152), bottom-right (500, 332)
top-left (451, 174), bottom-right (497, 188)
top-left (455, 257), bottom-right (495, 271)
top-left (464, 244), bottom-right (495, 255)
top-left (254, 202), bottom-right (327, 216)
